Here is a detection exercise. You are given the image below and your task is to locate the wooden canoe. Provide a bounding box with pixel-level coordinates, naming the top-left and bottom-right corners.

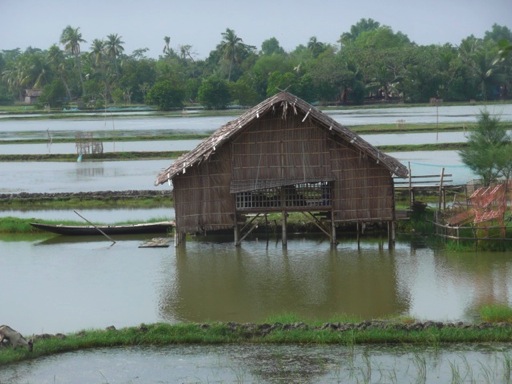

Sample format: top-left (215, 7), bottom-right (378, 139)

top-left (30, 221), bottom-right (174, 236)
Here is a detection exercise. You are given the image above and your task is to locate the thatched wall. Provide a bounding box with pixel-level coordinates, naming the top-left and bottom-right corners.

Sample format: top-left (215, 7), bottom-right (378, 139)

top-left (330, 140), bottom-right (394, 222)
top-left (173, 148), bottom-right (234, 233)
top-left (231, 112), bottom-right (332, 192)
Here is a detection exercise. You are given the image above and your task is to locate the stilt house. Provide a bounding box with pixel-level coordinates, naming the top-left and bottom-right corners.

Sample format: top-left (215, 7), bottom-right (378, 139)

top-left (155, 91), bottom-right (408, 246)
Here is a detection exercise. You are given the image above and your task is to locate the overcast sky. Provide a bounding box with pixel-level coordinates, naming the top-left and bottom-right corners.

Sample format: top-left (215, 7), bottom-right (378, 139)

top-left (1, 0), bottom-right (511, 59)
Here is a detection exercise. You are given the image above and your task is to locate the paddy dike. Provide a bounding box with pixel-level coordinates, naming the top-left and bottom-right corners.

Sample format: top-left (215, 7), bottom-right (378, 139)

top-left (0, 190), bottom-right (172, 202)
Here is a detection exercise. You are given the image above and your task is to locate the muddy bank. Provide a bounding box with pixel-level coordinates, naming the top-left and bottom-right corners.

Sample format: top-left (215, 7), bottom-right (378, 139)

top-left (28, 319), bottom-right (512, 343)
top-left (0, 190), bottom-right (172, 202)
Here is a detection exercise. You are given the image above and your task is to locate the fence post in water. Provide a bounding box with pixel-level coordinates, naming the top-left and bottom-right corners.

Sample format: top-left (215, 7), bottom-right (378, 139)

top-left (437, 168), bottom-right (445, 212)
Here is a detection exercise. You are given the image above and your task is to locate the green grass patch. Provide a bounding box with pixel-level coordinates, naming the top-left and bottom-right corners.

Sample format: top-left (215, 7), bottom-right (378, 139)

top-left (479, 304), bottom-right (512, 323)
top-left (0, 217), bottom-right (41, 233)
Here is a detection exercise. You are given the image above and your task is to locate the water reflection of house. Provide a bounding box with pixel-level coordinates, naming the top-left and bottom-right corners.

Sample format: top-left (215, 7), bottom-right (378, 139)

top-left (159, 244), bottom-right (407, 324)
top-left (155, 92), bottom-right (408, 246)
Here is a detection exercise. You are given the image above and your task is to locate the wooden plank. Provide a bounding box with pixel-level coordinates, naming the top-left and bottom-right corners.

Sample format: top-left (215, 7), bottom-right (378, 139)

top-left (139, 237), bottom-right (172, 248)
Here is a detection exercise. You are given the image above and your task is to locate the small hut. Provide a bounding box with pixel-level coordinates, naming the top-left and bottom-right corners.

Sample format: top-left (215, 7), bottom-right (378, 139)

top-left (155, 91), bottom-right (408, 246)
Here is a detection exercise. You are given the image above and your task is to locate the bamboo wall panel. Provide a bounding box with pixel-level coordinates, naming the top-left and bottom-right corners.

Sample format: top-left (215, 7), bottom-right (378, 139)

top-left (231, 113), bottom-right (332, 192)
top-left (330, 140), bottom-right (394, 222)
top-left (173, 148), bottom-right (234, 233)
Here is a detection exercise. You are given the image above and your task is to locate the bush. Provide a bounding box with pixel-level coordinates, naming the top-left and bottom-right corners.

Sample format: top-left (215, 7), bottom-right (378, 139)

top-left (197, 76), bottom-right (231, 109)
top-left (145, 80), bottom-right (184, 111)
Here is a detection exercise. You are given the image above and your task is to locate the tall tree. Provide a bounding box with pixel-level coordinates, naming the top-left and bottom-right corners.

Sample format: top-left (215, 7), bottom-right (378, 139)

top-left (219, 28), bottom-right (255, 81)
top-left (459, 111), bottom-right (512, 186)
top-left (339, 18), bottom-right (381, 46)
top-left (307, 36), bottom-right (328, 58)
top-left (60, 25), bottom-right (86, 96)
top-left (105, 33), bottom-right (124, 77)
top-left (89, 38), bottom-right (109, 104)
top-left (458, 36), bottom-right (501, 100)
top-left (163, 36), bottom-right (171, 55)
top-left (261, 37), bottom-right (285, 56)
top-left (47, 44), bottom-right (72, 101)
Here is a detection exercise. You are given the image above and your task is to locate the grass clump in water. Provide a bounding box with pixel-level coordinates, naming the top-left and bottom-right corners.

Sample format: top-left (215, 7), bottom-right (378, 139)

top-left (479, 304), bottom-right (512, 323)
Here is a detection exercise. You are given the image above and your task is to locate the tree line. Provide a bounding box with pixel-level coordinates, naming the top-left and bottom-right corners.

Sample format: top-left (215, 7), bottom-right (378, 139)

top-left (1, 19), bottom-right (511, 110)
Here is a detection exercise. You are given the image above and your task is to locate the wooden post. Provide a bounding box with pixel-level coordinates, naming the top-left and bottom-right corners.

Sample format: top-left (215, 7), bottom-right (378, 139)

top-left (437, 168), bottom-right (445, 212)
top-left (330, 210), bottom-right (337, 246)
top-left (408, 162), bottom-right (413, 208)
top-left (388, 221), bottom-right (395, 250)
top-left (234, 220), bottom-right (240, 246)
top-left (174, 229), bottom-right (185, 247)
top-left (356, 222), bottom-right (361, 249)
top-left (282, 211), bottom-right (288, 248)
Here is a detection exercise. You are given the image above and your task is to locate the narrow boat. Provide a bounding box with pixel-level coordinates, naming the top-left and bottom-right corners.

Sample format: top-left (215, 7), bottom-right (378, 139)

top-left (30, 221), bottom-right (174, 236)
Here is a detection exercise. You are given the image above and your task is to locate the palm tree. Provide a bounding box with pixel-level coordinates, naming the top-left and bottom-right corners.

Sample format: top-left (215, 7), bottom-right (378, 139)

top-left (458, 37), bottom-right (499, 101)
top-left (163, 36), bottom-right (171, 55)
top-left (307, 36), bottom-right (326, 58)
top-left (47, 45), bottom-right (72, 101)
top-left (89, 39), bottom-right (109, 103)
top-left (90, 39), bottom-right (106, 67)
top-left (105, 33), bottom-right (124, 77)
top-left (219, 28), bottom-right (255, 81)
top-left (1, 65), bottom-right (26, 101)
top-left (60, 25), bottom-right (86, 96)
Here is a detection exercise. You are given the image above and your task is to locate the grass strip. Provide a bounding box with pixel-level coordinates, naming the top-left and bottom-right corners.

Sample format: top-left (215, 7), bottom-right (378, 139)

top-left (1, 320), bottom-right (512, 366)
top-left (0, 151), bottom-right (187, 162)
top-left (0, 134), bottom-right (209, 145)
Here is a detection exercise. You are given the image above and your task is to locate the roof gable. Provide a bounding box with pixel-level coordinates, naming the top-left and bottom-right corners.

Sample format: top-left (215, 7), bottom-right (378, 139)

top-left (155, 92), bottom-right (408, 185)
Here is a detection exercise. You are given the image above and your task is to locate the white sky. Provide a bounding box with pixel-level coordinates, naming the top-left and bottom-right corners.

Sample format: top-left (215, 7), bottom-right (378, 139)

top-left (1, 0), bottom-right (511, 59)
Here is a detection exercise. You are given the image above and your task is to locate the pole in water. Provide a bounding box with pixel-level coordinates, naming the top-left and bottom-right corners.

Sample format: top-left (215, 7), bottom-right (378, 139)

top-left (73, 210), bottom-right (116, 245)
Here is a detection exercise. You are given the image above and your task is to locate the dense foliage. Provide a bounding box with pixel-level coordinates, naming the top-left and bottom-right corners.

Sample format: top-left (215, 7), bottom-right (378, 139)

top-left (1, 20), bottom-right (511, 110)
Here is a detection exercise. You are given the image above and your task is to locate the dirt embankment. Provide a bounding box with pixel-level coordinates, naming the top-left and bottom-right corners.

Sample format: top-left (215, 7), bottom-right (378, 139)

top-left (0, 190), bottom-right (172, 202)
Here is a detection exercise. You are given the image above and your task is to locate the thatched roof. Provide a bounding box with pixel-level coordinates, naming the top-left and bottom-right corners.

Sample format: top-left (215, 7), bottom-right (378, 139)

top-left (155, 91), bottom-right (408, 185)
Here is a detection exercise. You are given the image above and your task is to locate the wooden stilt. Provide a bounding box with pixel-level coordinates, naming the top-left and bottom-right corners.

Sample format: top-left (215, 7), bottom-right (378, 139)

top-left (282, 211), bottom-right (288, 248)
top-left (234, 220), bottom-right (240, 246)
top-left (357, 222), bottom-right (361, 249)
top-left (388, 221), bottom-right (395, 250)
top-left (330, 211), bottom-right (337, 246)
top-left (174, 229), bottom-right (185, 247)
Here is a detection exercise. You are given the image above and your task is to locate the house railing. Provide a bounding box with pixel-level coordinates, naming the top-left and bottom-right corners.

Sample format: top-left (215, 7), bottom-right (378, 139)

top-left (235, 181), bottom-right (332, 212)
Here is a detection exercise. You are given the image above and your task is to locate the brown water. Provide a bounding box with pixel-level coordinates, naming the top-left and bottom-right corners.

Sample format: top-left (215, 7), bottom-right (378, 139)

top-left (1, 235), bottom-right (511, 336)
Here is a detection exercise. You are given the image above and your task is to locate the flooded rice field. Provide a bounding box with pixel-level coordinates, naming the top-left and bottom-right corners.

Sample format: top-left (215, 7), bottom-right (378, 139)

top-left (0, 149), bottom-right (477, 193)
top-left (1, 343), bottom-right (511, 383)
top-left (1, 105), bottom-right (511, 382)
top-left (0, 159), bottom-right (171, 193)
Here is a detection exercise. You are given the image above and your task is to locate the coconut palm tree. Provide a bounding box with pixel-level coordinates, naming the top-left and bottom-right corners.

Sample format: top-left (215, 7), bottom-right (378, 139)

top-left (105, 33), bottom-right (124, 77)
top-left (60, 25), bottom-right (86, 96)
top-left (219, 28), bottom-right (255, 81)
top-left (163, 36), bottom-right (171, 56)
top-left (47, 45), bottom-right (72, 101)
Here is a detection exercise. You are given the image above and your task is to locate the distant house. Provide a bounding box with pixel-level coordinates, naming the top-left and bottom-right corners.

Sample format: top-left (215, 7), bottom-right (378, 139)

top-left (24, 89), bottom-right (42, 104)
top-left (155, 91), bottom-right (408, 246)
